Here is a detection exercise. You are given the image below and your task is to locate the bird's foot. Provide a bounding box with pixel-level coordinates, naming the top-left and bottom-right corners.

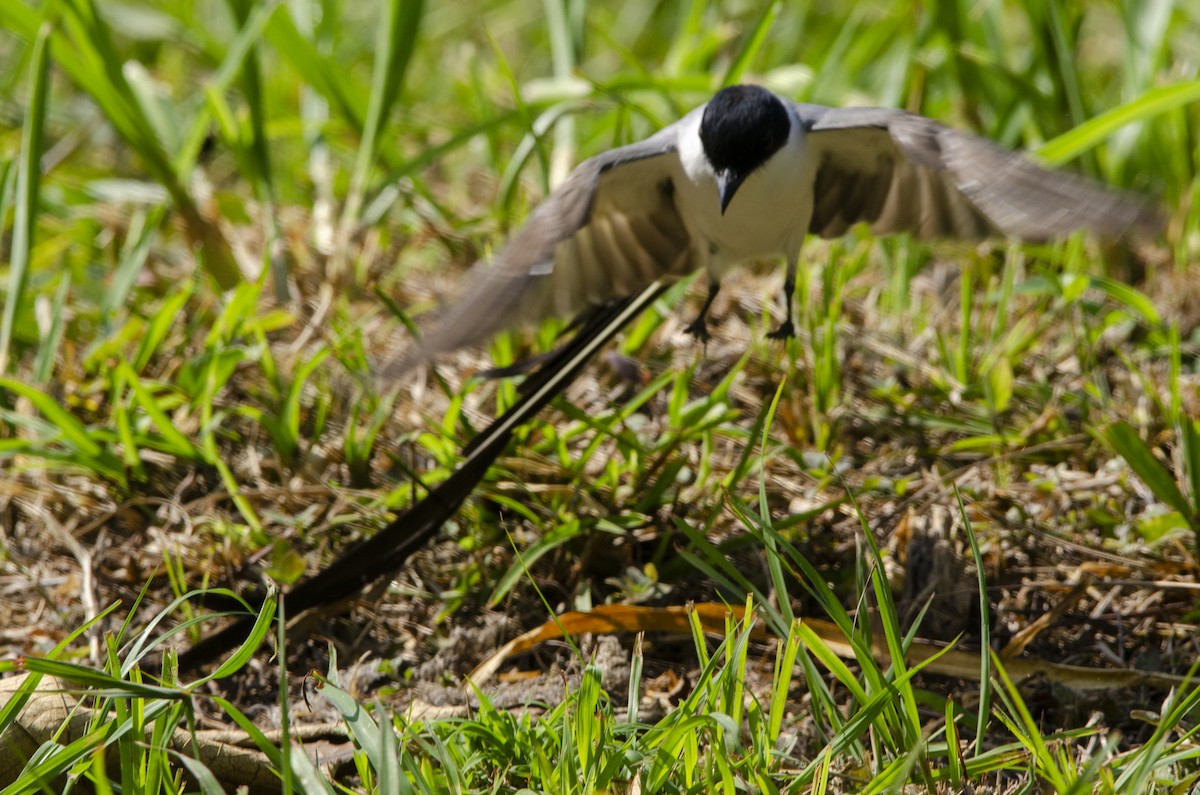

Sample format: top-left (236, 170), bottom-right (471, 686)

top-left (684, 317), bottom-right (710, 342)
top-left (766, 321), bottom-right (795, 340)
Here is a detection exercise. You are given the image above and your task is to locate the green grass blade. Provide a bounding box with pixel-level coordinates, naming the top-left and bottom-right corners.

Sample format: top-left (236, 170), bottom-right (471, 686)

top-left (208, 695), bottom-right (285, 770)
top-left (342, 0), bottom-right (424, 229)
top-left (321, 682), bottom-right (383, 766)
top-left (118, 361), bottom-right (204, 461)
top-left (201, 589), bottom-right (278, 682)
top-left (0, 21), bottom-right (50, 375)
top-left (173, 753), bottom-right (228, 795)
top-left (17, 658), bottom-right (186, 700)
top-left (31, 271), bottom-right (70, 384)
top-left (721, 0), bottom-right (781, 87)
top-left (1089, 277), bottom-right (1162, 326)
top-left (1183, 418), bottom-right (1200, 519)
top-left (132, 281), bottom-right (193, 374)
top-left (182, 0), bottom-right (281, 171)
top-left (1038, 79), bottom-right (1200, 166)
top-left (957, 485), bottom-right (992, 754)
top-left (794, 621), bottom-right (870, 705)
top-left (628, 632), bottom-right (644, 728)
top-left (542, 0), bottom-right (579, 187)
top-left (1102, 420), bottom-right (1195, 527)
top-left (223, 0), bottom-right (273, 192)
top-left (990, 652), bottom-right (1072, 791)
top-left (264, 7), bottom-right (368, 131)
top-left (55, 0), bottom-right (240, 288)
top-left (99, 209), bottom-right (159, 327)
top-left (0, 377), bottom-right (104, 459)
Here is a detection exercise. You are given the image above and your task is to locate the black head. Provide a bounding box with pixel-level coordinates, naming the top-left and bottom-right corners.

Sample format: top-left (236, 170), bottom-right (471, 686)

top-left (698, 85), bottom-right (791, 214)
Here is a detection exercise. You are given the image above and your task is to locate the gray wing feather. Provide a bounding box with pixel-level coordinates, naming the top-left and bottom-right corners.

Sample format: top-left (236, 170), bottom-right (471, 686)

top-left (797, 104), bottom-right (1163, 242)
top-left (381, 124), bottom-right (694, 378)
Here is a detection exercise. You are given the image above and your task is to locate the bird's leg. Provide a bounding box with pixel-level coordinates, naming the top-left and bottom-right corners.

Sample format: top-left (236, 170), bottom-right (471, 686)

top-left (766, 257), bottom-right (798, 340)
top-left (684, 277), bottom-right (721, 342)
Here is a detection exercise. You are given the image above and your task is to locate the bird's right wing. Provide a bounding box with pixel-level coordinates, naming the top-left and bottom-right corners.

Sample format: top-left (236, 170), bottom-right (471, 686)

top-left (795, 103), bottom-right (1163, 242)
top-left (380, 118), bottom-right (698, 379)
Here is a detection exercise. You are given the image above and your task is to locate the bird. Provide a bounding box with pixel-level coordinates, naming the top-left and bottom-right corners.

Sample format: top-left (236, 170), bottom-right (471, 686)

top-left (382, 84), bottom-right (1161, 377)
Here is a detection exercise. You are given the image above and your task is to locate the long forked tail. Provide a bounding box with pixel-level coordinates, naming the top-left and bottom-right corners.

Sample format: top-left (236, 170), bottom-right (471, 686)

top-left (179, 278), bottom-right (673, 671)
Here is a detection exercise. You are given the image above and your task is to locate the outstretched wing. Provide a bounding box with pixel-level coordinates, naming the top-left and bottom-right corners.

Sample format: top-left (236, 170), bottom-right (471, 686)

top-left (796, 103), bottom-right (1163, 242)
top-left (381, 120), bottom-right (697, 378)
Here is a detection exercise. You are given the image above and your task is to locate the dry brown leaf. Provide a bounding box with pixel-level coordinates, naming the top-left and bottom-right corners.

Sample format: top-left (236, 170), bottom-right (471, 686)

top-left (1000, 576), bottom-right (1090, 660)
top-left (469, 603), bottom-right (767, 683)
top-left (469, 603), bottom-right (1192, 692)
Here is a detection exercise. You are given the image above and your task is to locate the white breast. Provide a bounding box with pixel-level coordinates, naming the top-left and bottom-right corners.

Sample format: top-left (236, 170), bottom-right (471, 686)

top-left (673, 109), bottom-right (817, 275)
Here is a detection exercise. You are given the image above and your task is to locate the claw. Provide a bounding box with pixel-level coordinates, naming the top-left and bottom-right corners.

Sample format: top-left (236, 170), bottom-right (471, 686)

top-left (766, 321), bottom-right (795, 340)
top-left (684, 316), bottom-right (710, 342)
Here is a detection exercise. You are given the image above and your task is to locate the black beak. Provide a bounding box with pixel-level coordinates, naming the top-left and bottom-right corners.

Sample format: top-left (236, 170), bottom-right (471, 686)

top-left (716, 169), bottom-right (746, 215)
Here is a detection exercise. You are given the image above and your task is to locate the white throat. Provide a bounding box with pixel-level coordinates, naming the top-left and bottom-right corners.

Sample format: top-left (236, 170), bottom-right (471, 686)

top-left (674, 105), bottom-right (815, 274)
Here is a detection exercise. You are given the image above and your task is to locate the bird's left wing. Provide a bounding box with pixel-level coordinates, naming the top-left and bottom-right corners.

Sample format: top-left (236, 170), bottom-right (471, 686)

top-left (380, 118), bottom-right (697, 379)
top-left (794, 103), bottom-right (1162, 242)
